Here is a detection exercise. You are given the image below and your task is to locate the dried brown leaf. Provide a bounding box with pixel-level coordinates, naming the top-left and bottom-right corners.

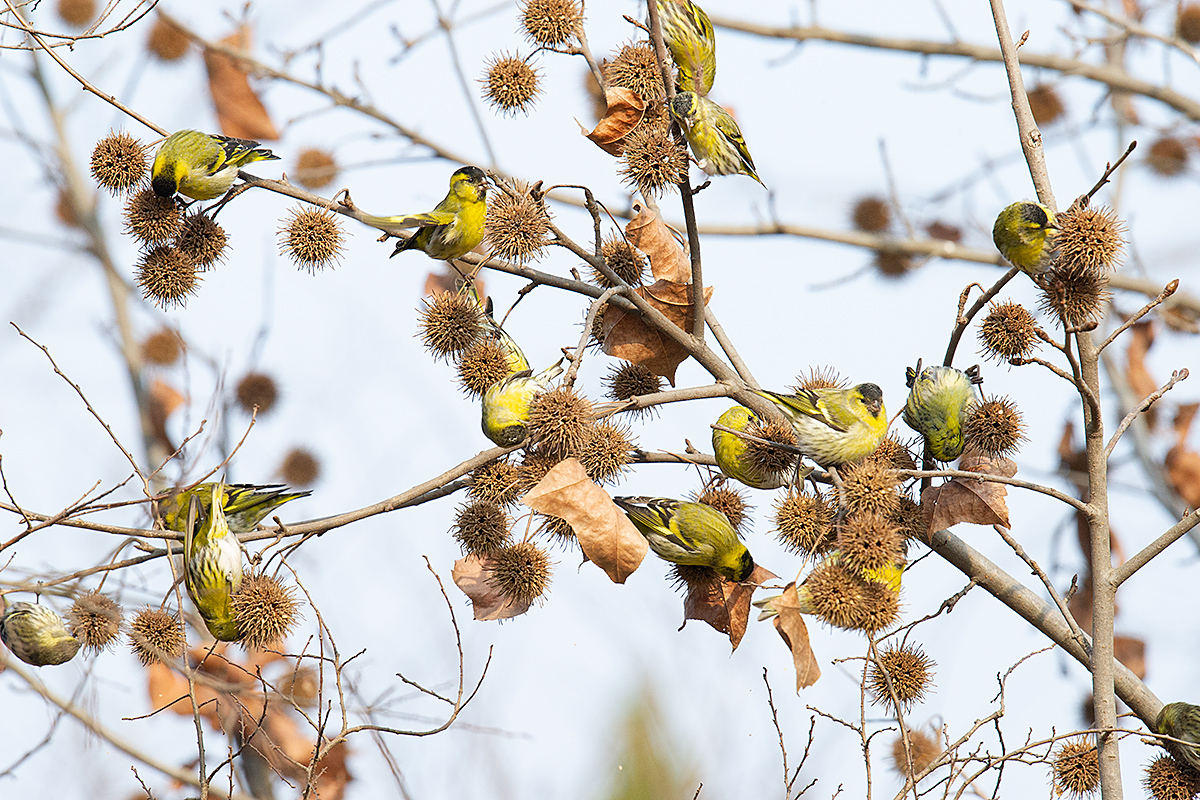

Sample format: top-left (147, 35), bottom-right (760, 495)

top-left (921, 454), bottom-right (1016, 531)
top-left (600, 280), bottom-right (713, 386)
top-left (522, 457), bottom-right (646, 583)
top-left (578, 87), bottom-right (645, 156)
top-left (147, 661), bottom-right (222, 725)
top-left (203, 28), bottom-right (279, 141)
top-left (770, 583), bottom-right (821, 690)
top-left (1126, 321), bottom-right (1157, 430)
top-left (1068, 583), bottom-right (1093, 635)
top-left (1114, 635), bottom-right (1146, 680)
top-left (625, 202), bottom-right (689, 283)
top-left (681, 564), bottom-right (776, 651)
top-left (1174, 403), bottom-right (1199, 445)
top-left (451, 554), bottom-right (532, 620)
top-left (1166, 444), bottom-right (1200, 508)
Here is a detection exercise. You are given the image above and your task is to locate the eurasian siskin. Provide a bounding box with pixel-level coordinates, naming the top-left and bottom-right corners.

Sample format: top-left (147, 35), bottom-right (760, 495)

top-left (159, 482), bottom-right (310, 534)
top-left (757, 383), bottom-right (888, 467)
top-left (1156, 702), bottom-right (1200, 771)
top-left (151, 130), bottom-right (279, 201)
top-left (360, 166), bottom-right (489, 261)
top-left (712, 405), bottom-right (788, 490)
top-left (902, 360), bottom-right (982, 462)
top-left (992, 201), bottom-right (1058, 274)
top-left (183, 483), bottom-right (244, 641)
top-left (481, 359), bottom-right (565, 446)
top-left (0, 599), bottom-right (81, 666)
top-left (613, 495), bottom-right (755, 582)
top-left (669, 91), bottom-right (764, 186)
top-left (654, 0), bottom-right (717, 96)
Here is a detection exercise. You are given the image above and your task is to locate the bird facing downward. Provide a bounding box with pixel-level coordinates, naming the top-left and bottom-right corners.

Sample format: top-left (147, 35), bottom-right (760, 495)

top-left (360, 166), bottom-right (489, 261)
top-left (0, 600), bottom-right (80, 666)
top-left (669, 92), bottom-right (765, 186)
top-left (151, 130), bottom-right (279, 201)
top-left (183, 483), bottom-right (244, 642)
top-left (1156, 702), bottom-right (1200, 771)
top-left (613, 496), bottom-right (755, 582)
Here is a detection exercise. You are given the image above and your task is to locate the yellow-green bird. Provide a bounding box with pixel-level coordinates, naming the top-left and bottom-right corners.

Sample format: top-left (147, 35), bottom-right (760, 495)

top-left (1156, 702), bottom-right (1200, 771)
top-left (613, 496), bottom-right (755, 582)
top-left (712, 405), bottom-right (788, 490)
top-left (183, 483), bottom-right (244, 642)
top-left (992, 201), bottom-right (1058, 274)
top-left (655, 0), bottom-right (717, 96)
top-left (669, 91), bottom-right (765, 186)
top-left (481, 359), bottom-right (565, 446)
top-left (360, 166), bottom-right (489, 261)
top-left (903, 360), bottom-right (982, 462)
top-left (0, 599), bottom-right (80, 666)
top-left (757, 383), bottom-right (888, 467)
top-left (151, 130), bottom-right (279, 201)
top-left (158, 482), bottom-right (310, 534)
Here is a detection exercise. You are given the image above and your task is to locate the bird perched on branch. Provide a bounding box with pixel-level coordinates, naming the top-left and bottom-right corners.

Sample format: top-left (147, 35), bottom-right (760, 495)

top-left (0, 599), bottom-right (80, 666)
top-left (1156, 702), bottom-right (1200, 771)
top-left (183, 483), bottom-right (244, 642)
top-left (481, 360), bottom-right (565, 446)
top-left (359, 166), bottom-right (489, 261)
top-left (756, 383), bottom-right (888, 467)
top-left (903, 360), bottom-right (982, 462)
top-left (992, 201), bottom-right (1058, 274)
top-left (158, 482), bottom-right (310, 534)
top-left (151, 130), bottom-right (279, 201)
top-left (613, 496), bottom-right (754, 582)
top-left (655, 0), bottom-right (717, 96)
top-left (670, 92), bottom-right (765, 186)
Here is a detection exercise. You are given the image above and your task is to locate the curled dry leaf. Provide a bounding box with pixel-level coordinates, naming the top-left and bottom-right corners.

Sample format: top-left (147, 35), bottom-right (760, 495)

top-left (521, 457), bottom-right (646, 583)
top-left (579, 87), bottom-right (646, 156)
top-left (601, 280), bottom-right (714, 386)
top-left (680, 563), bottom-right (777, 651)
top-left (1166, 403), bottom-right (1200, 507)
top-left (921, 453), bottom-right (1017, 532)
top-left (1126, 321), bottom-right (1158, 430)
top-left (769, 583), bottom-right (821, 691)
top-left (1114, 635), bottom-right (1146, 680)
top-left (148, 378), bottom-right (184, 454)
top-left (625, 202), bottom-right (689, 283)
top-left (452, 554), bottom-right (532, 621)
top-left (203, 27), bottom-right (279, 141)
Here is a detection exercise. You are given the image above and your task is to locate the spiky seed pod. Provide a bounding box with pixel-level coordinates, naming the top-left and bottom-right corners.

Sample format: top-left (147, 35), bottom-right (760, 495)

top-left (604, 41), bottom-right (665, 101)
top-left (857, 580), bottom-right (900, 632)
top-left (231, 573), bottom-right (301, 650)
top-left (668, 563), bottom-right (721, 595)
top-left (147, 15), bottom-right (189, 61)
top-left (1038, 263), bottom-right (1111, 329)
top-left (1054, 204), bottom-right (1125, 274)
top-left (840, 460), bottom-right (901, 517)
top-left (278, 665), bottom-right (320, 707)
top-left (536, 514), bottom-right (577, 548)
top-left (964, 395), bottom-right (1025, 458)
top-left (481, 52), bottom-right (541, 115)
top-left (576, 419), bottom-right (636, 485)
top-left (91, 131), bottom-right (147, 195)
top-left (528, 386), bottom-right (593, 458)
top-left (418, 289), bottom-right (486, 360)
top-left (978, 300), bottom-right (1039, 362)
top-left (1147, 137), bottom-right (1190, 177)
top-left (1144, 755), bottom-right (1200, 800)
top-left (851, 196), bottom-right (891, 233)
top-left (452, 501), bottom-right (511, 557)
top-left (587, 305), bottom-right (608, 350)
top-left (57, 0), bottom-right (95, 27)
top-left (1053, 740), bottom-right (1101, 798)
top-left (236, 372), bottom-right (279, 415)
top-left (128, 607), bottom-right (185, 666)
top-left (891, 729), bottom-right (940, 778)
top-left (773, 490), bottom-right (836, 557)
top-left (867, 435), bottom-right (918, 471)
top-left (66, 591), bottom-right (123, 654)
top-left (837, 512), bottom-right (904, 575)
top-left (892, 496), bottom-right (927, 543)
top-left (620, 122), bottom-right (688, 198)
top-left (142, 328), bottom-right (183, 366)
top-left (485, 184), bottom-right (550, 263)
top-left (604, 361), bottom-right (663, 417)
top-left (593, 237), bottom-right (647, 287)
top-left (867, 643), bottom-right (936, 713)
top-left (468, 460), bottom-right (523, 507)
top-left (693, 483), bottom-right (751, 534)
top-left (520, 0), bottom-right (583, 46)
top-left (279, 448), bottom-right (320, 486)
top-left (1027, 84), bottom-right (1066, 126)
top-left (516, 450), bottom-right (559, 495)
top-left (279, 207), bottom-right (345, 273)
top-left (458, 337), bottom-right (512, 396)
top-left (743, 416), bottom-right (798, 478)
top-left (174, 212), bottom-right (228, 269)
top-left (293, 148), bottom-right (339, 190)
top-left (489, 540), bottom-right (552, 604)
top-left (874, 248), bottom-right (913, 279)
top-left (804, 560), bottom-right (869, 629)
top-left (125, 189), bottom-right (182, 244)
top-left (136, 246), bottom-right (200, 309)
top-left (791, 365), bottom-right (845, 393)
top-left (1179, 4), bottom-right (1200, 43)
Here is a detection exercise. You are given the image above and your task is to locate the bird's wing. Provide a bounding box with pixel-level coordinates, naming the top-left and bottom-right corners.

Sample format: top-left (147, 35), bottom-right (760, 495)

top-left (711, 108), bottom-right (757, 173)
top-left (361, 210), bottom-right (457, 229)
